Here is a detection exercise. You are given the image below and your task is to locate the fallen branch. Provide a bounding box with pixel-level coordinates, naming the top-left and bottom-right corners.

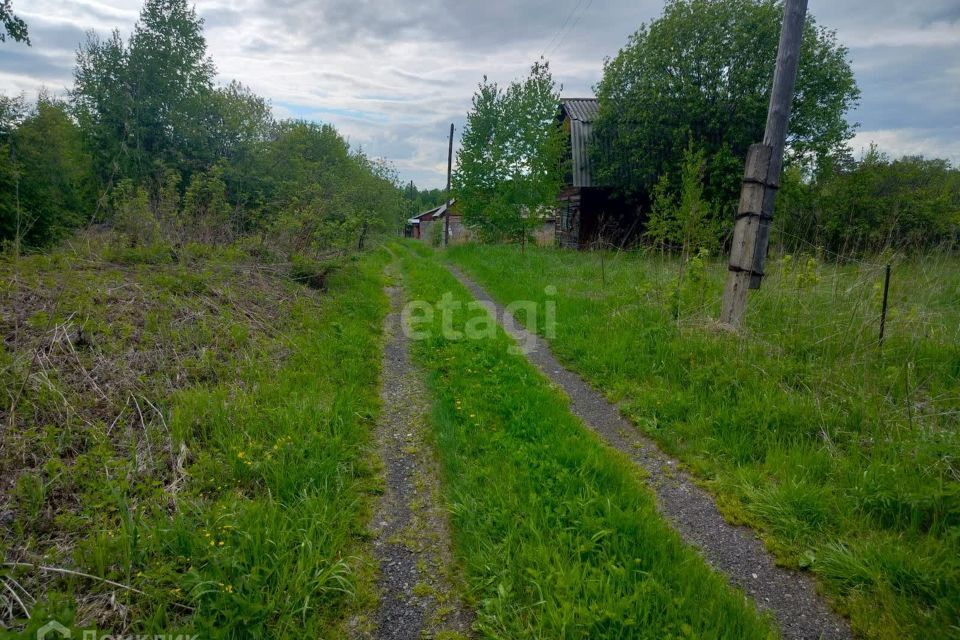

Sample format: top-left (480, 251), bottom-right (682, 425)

top-left (3, 563), bottom-right (193, 613)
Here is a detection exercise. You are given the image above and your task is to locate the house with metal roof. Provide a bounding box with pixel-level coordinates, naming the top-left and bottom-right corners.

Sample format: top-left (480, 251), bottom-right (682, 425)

top-left (556, 98), bottom-right (642, 249)
top-left (407, 200), bottom-right (472, 244)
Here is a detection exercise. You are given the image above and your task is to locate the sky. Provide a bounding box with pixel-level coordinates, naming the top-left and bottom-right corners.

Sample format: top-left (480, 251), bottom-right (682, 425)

top-left (1, 0), bottom-right (958, 188)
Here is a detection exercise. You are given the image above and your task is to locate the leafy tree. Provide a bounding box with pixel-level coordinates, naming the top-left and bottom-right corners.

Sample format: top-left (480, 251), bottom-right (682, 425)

top-left (0, 0), bottom-right (28, 44)
top-left (10, 0), bottom-right (406, 255)
top-left (776, 148), bottom-right (960, 254)
top-left (0, 95), bottom-right (95, 249)
top-left (401, 181), bottom-right (445, 217)
top-left (594, 0), bottom-right (860, 230)
top-left (183, 164), bottom-right (232, 242)
top-left (209, 81), bottom-right (274, 229)
top-left (73, 0), bottom-right (216, 186)
top-left (454, 60), bottom-right (565, 245)
top-left (72, 30), bottom-right (131, 187)
top-left (109, 178), bottom-right (158, 246)
top-left (259, 121), bottom-right (404, 252)
top-left (126, 0), bottom-right (215, 178)
top-left (644, 143), bottom-right (716, 254)
top-left (454, 76), bottom-right (502, 238)
top-left (645, 175), bottom-right (675, 251)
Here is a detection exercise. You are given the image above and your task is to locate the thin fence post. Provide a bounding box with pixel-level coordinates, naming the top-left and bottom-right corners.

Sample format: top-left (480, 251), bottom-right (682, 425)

top-left (879, 264), bottom-right (891, 346)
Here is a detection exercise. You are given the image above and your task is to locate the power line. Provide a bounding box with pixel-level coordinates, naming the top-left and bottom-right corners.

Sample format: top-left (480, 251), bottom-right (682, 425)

top-left (545, 0), bottom-right (596, 60)
top-left (540, 0), bottom-right (586, 59)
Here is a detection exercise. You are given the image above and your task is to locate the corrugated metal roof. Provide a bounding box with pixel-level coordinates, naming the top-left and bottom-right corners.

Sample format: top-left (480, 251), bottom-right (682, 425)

top-left (427, 199), bottom-right (457, 219)
top-left (561, 98), bottom-right (599, 123)
top-left (560, 98), bottom-right (599, 188)
top-left (414, 204), bottom-right (443, 221)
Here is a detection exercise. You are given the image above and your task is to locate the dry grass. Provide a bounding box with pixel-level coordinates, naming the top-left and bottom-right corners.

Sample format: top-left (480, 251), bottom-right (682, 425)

top-left (0, 230), bottom-right (342, 632)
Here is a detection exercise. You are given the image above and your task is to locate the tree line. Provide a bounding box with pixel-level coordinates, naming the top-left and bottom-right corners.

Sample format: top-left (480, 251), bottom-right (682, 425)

top-left (0, 0), bottom-right (415, 255)
top-left (455, 0), bottom-right (959, 255)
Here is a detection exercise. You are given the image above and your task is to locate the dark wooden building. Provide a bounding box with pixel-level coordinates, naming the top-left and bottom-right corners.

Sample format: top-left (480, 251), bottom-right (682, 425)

top-left (555, 98), bottom-right (642, 249)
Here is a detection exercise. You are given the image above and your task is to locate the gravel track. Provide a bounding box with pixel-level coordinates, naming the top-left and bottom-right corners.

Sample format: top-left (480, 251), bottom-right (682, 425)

top-left (363, 277), bottom-right (473, 640)
top-left (447, 264), bottom-right (852, 640)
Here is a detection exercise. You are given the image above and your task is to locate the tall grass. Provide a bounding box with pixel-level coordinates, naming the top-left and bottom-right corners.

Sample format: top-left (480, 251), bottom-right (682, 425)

top-left (448, 243), bottom-right (960, 640)
top-left (395, 242), bottom-right (774, 639)
top-left (4, 242), bottom-right (390, 638)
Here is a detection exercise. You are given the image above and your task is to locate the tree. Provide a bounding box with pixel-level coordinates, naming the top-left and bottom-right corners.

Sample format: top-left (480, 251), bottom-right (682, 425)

top-left (73, 0), bottom-right (216, 186)
top-left (454, 60), bottom-right (565, 245)
top-left (644, 143), bottom-right (716, 255)
top-left (11, 0), bottom-right (406, 254)
top-left (401, 181), bottom-right (445, 218)
top-left (72, 30), bottom-right (131, 186)
top-left (780, 148), bottom-right (960, 254)
top-left (209, 81), bottom-right (275, 229)
top-left (0, 0), bottom-right (28, 44)
top-left (0, 95), bottom-right (95, 248)
top-left (126, 0), bottom-right (215, 178)
top-left (453, 76), bottom-right (503, 239)
top-left (594, 0), bottom-right (859, 231)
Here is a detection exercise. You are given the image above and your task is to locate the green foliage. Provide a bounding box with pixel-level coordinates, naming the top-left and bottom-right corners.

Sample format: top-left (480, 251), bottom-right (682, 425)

top-left (125, 0), bottom-right (215, 177)
top-left (777, 147), bottom-right (960, 254)
top-left (108, 179), bottom-right (160, 246)
top-left (402, 181), bottom-right (446, 218)
top-left (71, 0), bottom-right (215, 184)
top-left (454, 60), bottom-right (565, 245)
top-left (255, 121), bottom-right (404, 252)
top-left (427, 217), bottom-right (444, 247)
top-left (0, 0), bottom-right (407, 253)
top-left (594, 0), bottom-right (860, 227)
top-left (644, 174), bottom-right (675, 251)
top-left (183, 165), bottom-right (232, 243)
top-left (644, 144), bottom-right (718, 258)
top-left (0, 0), bottom-right (29, 44)
top-left (396, 243), bottom-right (772, 638)
top-left (449, 244), bottom-right (960, 639)
top-left (0, 94), bottom-right (95, 251)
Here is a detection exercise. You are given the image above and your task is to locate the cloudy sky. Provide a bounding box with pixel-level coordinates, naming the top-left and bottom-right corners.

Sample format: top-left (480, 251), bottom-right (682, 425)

top-left (2, 0), bottom-right (958, 187)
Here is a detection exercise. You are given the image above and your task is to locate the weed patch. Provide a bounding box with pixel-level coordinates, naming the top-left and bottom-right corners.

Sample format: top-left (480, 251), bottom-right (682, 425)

top-left (448, 243), bottom-right (960, 639)
top-left (1, 234), bottom-right (389, 637)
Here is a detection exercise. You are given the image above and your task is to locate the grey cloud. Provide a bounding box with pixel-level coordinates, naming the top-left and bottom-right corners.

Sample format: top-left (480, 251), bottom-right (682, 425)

top-left (0, 49), bottom-right (71, 82)
top-left (2, 0), bottom-right (959, 184)
top-left (850, 45), bottom-right (960, 131)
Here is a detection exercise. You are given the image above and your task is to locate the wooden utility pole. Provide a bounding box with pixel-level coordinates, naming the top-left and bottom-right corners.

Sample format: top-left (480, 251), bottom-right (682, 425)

top-left (720, 0), bottom-right (808, 327)
top-left (444, 123), bottom-right (454, 247)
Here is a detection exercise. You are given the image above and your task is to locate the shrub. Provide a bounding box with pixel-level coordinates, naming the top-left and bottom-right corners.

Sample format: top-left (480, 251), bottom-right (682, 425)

top-left (290, 253), bottom-right (340, 290)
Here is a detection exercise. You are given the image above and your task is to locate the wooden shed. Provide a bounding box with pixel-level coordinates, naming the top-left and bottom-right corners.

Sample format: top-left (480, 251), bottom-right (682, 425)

top-left (411, 200), bottom-right (471, 244)
top-left (555, 98), bottom-right (642, 249)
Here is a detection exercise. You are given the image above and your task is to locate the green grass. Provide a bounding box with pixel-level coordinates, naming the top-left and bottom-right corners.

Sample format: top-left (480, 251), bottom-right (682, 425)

top-left (447, 243), bottom-right (960, 640)
top-left (2, 235), bottom-right (390, 638)
top-left (394, 241), bottom-right (774, 639)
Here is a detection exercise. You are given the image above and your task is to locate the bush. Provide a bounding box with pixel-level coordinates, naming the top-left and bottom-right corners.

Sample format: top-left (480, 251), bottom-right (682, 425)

top-left (289, 253), bottom-right (340, 290)
top-left (428, 220), bottom-right (444, 247)
top-left (109, 179), bottom-right (161, 247)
